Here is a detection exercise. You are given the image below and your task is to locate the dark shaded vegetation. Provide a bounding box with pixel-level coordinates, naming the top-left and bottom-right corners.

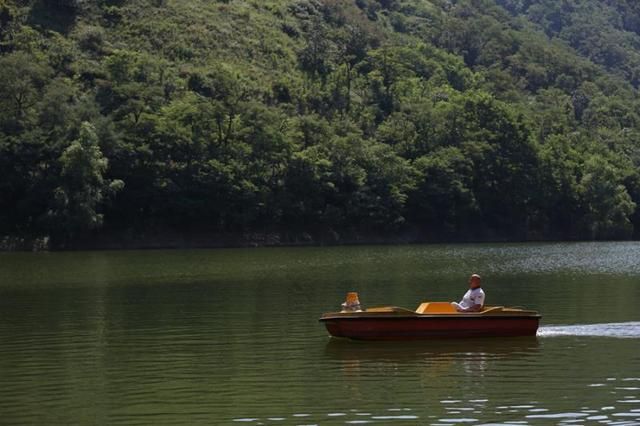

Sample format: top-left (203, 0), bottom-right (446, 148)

top-left (2, 0), bottom-right (640, 248)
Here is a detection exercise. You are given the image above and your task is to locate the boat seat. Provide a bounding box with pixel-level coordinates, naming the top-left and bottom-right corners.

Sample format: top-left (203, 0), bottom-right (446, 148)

top-left (415, 302), bottom-right (457, 314)
top-left (366, 306), bottom-right (417, 314)
top-left (480, 306), bottom-right (504, 314)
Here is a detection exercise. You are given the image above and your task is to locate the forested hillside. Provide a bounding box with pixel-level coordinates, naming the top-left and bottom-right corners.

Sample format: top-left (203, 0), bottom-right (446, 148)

top-left (2, 0), bottom-right (640, 248)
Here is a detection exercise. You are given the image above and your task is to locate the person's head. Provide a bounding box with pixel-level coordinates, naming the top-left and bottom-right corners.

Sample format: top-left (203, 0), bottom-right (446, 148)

top-left (469, 273), bottom-right (481, 289)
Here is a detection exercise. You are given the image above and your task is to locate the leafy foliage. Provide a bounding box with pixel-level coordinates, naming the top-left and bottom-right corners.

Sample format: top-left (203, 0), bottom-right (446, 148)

top-left (1, 0), bottom-right (640, 245)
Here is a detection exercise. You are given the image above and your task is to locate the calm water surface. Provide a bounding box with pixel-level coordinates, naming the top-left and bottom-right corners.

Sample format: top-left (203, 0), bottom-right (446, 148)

top-left (0, 242), bottom-right (639, 425)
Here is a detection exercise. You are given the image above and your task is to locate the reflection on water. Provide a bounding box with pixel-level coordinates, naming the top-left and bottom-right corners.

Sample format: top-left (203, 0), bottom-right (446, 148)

top-left (1, 242), bottom-right (640, 425)
top-left (229, 378), bottom-right (640, 425)
top-left (316, 335), bottom-right (640, 425)
top-left (324, 337), bottom-right (540, 363)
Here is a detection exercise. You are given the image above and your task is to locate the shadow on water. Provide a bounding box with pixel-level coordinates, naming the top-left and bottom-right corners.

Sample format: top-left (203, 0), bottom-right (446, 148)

top-left (323, 336), bottom-right (540, 362)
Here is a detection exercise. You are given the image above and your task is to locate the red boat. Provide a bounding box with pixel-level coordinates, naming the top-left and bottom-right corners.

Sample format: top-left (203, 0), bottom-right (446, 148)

top-left (320, 302), bottom-right (541, 340)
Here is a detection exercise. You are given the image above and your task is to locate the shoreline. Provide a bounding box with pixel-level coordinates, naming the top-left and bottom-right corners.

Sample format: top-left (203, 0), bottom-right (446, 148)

top-left (1, 230), bottom-right (632, 252)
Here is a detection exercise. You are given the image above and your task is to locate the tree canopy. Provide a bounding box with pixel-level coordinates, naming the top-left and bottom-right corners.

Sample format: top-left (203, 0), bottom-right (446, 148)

top-left (2, 0), bottom-right (640, 247)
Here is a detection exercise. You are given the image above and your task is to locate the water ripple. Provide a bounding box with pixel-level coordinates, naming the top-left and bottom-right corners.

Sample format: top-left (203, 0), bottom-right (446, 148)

top-left (538, 322), bottom-right (640, 338)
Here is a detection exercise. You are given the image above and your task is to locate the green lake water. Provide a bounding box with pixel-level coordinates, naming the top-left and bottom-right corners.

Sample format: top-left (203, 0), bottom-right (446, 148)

top-left (1, 242), bottom-right (639, 425)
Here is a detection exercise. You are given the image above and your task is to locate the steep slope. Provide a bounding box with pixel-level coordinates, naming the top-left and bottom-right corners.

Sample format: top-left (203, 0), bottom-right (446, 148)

top-left (1, 0), bottom-right (640, 248)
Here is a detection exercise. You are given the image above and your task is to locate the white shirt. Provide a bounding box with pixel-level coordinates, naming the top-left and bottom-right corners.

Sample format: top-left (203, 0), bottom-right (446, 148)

top-left (458, 287), bottom-right (485, 310)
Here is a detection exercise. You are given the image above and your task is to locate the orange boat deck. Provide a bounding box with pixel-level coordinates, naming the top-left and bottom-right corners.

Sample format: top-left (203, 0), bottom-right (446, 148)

top-left (319, 302), bottom-right (541, 340)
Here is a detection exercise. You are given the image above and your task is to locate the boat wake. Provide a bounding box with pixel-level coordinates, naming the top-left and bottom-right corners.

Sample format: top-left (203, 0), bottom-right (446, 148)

top-left (538, 322), bottom-right (640, 338)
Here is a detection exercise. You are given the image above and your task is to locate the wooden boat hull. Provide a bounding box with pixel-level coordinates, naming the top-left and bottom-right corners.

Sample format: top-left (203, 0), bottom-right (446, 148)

top-left (320, 314), bottom-right (540, 340)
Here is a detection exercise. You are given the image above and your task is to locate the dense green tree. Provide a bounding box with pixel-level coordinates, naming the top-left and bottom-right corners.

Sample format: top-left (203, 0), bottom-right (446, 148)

top-left (0, 52), bottom-right (50, 131)
top-left (45, 122), bottom-right (123, 242)
top-left (299, 17), bottom-right (332, 79)
top-left (577, 155), bottom-right (636, 239)
top-left (410, 147), bottom-right (477, 235)
top-left (2, 0), bottom-right (640, 247)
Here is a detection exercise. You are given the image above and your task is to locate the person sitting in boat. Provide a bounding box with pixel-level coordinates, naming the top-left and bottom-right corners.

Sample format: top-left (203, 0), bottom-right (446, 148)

top-left (451, 274), bottom-right (485, 312)
top-left (341, 292), bottom-right (362, 312)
